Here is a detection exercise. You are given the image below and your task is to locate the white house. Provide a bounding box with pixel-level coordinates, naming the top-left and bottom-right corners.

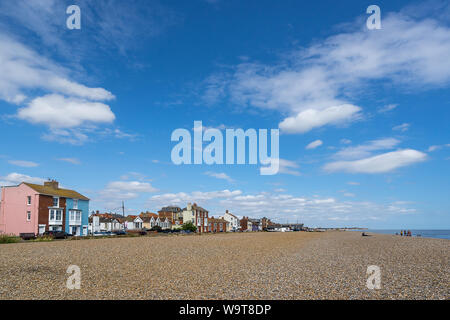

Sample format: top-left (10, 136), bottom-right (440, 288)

top-left (182, 203), bottom-right (209, 233)
top-left (218, 210), bottom-right (240, 232)
top-left (124, 216), bottom-right (143, 230)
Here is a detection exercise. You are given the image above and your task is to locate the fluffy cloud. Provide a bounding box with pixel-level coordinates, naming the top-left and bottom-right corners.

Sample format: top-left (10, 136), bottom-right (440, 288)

top-left (280, 104), bottom-right (362, 134)
top-left (204, 172), bottom-right (234, 183)
top-left (149, 190), bottom-right (243, 206)
top-left (17, 94), bottom-right (115, 129)
top-left (333, 138), bottom-right (401, 160)
top-left (148, 188), bottom-right (418, 225)
top-left (0, 34), bottom-right (114, 103)
top-left (203, 6), bottom-right (450, 133)
top-left (105, 181), bottom-right (158, 194)
top-left (324, 149), bottom-right (427, 174)
top-left (0, 172), bottom-right (45, 186)
top-left (277, 159), bottom-right (301, 176)
top-left (306, 140), bottom-right (323, 150)
top-left (0, 32), bottom-right (118, 144)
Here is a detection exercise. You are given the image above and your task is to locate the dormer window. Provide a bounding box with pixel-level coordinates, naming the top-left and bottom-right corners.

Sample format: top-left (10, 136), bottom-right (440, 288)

top-left (53, 197), bottom-right (59, 208)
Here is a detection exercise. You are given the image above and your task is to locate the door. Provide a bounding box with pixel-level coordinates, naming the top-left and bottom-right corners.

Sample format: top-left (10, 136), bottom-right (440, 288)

top-left (38, 224), bottom-right (46, 235)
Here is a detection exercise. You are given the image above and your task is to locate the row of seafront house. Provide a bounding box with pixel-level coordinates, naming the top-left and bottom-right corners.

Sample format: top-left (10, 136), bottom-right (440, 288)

top-left (0, 180), bottom-right (300, 237)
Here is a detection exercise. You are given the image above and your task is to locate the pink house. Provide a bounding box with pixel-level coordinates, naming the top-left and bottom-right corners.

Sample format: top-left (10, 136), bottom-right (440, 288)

top-left (0, 180), bottom-right (90, 237)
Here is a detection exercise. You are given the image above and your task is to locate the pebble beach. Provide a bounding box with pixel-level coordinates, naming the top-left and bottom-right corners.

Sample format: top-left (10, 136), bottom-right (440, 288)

top-left (0, 231), bottom-right (448, 300)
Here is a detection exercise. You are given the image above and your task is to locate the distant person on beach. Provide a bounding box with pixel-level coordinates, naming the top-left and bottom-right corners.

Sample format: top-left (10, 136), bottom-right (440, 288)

top-left (400, 231), bottom-right (403, 236)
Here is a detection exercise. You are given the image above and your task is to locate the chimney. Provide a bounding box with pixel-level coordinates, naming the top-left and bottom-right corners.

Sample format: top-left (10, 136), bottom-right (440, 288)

top-left (44, 180), bottom-right (59, 189)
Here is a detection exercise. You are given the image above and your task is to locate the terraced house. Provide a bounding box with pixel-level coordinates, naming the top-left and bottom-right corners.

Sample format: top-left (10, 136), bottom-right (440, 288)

top-left (0, 180), bottom-right (89, 236)
top-left (182, 203), bottom-right (209, 233)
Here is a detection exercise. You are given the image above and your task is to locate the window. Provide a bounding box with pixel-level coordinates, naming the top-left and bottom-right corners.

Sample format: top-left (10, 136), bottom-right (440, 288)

top-left (52, 197), bottom-right (59, 208)
top-left (69, 210), bottom-right (81, 222)
top-left (73, 199), bottom-right (78, 209)
top-left (27, 196), bottom-right (31, 205)
top-left (50, 209), bottom-right (63, 222)
top-left (27, 211), bottom-right (31, 221)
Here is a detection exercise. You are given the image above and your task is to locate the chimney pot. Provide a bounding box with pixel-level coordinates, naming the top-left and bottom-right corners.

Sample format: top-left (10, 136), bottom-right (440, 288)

top-left (44, 180), bottom-right (59, 189)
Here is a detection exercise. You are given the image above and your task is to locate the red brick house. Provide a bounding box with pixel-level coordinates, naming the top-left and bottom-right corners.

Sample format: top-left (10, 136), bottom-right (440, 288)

top-left (208, 217), bottom-right (229, 233)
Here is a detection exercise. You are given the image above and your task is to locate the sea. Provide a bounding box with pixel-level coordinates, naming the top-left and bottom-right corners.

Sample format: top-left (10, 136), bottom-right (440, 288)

top-left (353, 229), bottom-right (450, 240)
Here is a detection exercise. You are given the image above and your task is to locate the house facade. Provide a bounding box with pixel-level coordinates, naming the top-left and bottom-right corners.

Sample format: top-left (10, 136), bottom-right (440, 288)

top-left (158, 206), bottom-right (183, 225)
top-left (182, 203), bottom-right (209, 233)
top-left (240, 216), bottom-right (253, 232)
top-left (141, 213), bottom-right (172, 230)
top-left (0, 180), bottom-right (89, 236)
top-left (218, 210), bottom-right (240, 232)
top-left (208, 217), bottom-right (229, 233)
top-left (123, 215), bottom-right (143, 230)
top-left (249, 218), bottom-right (262, 231)
top-left (88, 213), bottom-right (124, 233)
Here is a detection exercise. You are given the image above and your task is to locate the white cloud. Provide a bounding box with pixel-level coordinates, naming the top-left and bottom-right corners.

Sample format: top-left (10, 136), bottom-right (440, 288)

top-left (378, 104), bottom-right (399, 113)
top-left (277, 159), bottom-right (301, 176)
top-left (324, 149), bottom-right (427, 174)
top-left (393, 123), bottom-right (411, 132)
top-left (340, 139), bottom-right (352, 144)
top-left (203, 7), bottom-right (450, 134)
top-left (0, 33), bottom-right (114, 103)
top-left (56, 158), bottom-right (81, 165)
top-left (427, 145), bottom-right (440, 152)
top-left (334, 138), bottom-right (401, 160)
top-left (0, 172), bottom-right (45, 186)
top-left (306, 139), bottom-right (323, 150)
top-left (148, 188), bottom-right (418, 225)
top-left (279, 104), bottom-right (362, 134)
top-left (17, 94), bottom-right (115, 129)
top-left (106, 181), bottom-right (158, 194)
top-left (204, 172), bottom-right (234, 183)
top-left (8, 160), bottom-right (39, 167)
top-left (149, 190), bottom-right (243, 206)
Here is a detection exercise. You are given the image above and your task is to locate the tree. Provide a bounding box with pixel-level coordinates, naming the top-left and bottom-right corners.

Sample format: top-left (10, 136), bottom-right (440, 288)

top-left (150, 225), bottom-right (162, 232)
top-left (182, 221), bottom-right (197, 232)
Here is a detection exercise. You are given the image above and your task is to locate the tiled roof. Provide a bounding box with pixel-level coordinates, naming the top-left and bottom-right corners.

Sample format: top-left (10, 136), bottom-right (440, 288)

top-left (24, 182), bottom-right (89, 200)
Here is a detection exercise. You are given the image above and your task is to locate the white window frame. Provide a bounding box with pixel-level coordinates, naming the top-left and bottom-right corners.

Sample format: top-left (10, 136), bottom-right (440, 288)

top-left (52, 197), bottom-right (59, 208)
top-left (49, 209), bottom-right (63, 224)
top-left (27, 196), bottom-right (31, 206)
top-left (73, 199), bottom-right (78, 209)
top-left (26, 211), bottom-right (31, 221)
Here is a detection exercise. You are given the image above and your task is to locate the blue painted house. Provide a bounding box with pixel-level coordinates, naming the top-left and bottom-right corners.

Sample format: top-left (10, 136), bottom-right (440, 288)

top-left (65, 197), bottom-right (90, 236)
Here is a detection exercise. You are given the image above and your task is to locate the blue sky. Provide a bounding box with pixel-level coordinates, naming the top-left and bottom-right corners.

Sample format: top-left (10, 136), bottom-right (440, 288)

top-left (0, 0), bottom-right (449, 228)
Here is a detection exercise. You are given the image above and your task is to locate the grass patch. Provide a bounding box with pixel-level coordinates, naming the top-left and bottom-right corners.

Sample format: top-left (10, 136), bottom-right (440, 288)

top-left (32, 236), bottom-right (54, 242)
top-left (0, 234), bottom-right (21, 244)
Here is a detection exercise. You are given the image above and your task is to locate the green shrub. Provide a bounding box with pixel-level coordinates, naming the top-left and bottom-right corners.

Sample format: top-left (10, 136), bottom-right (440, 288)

top-left (0, 234), bottom-right (21, 244)
top-left (181, 222), bottom-right (197, 232)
